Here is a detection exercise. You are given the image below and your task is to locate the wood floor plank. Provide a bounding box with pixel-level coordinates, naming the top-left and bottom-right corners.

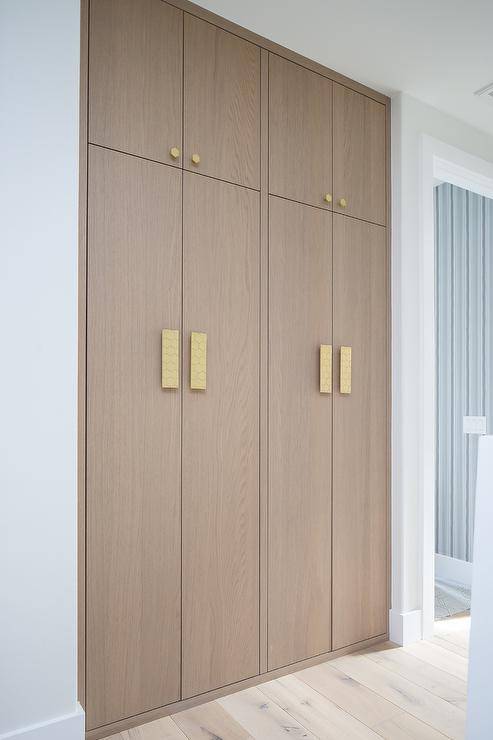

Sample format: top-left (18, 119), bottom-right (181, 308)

top-left (404, 641), bottom-right (468, 681)
top-left (172, 701), bottom-right (253, 740)
top-left (373, 711), bottom-right (451, 740)
top-left (297, 662), bottom-right (401, 729)
top-left (104, 716), bottom-right (188, 739)
top-left (218, 686), bottom-right (316, 739)
top-left (330, 653), bottom-right (465, 739)
top-left (364, 642), bottom-right (467, 709)
top-left (429, 635), bottom-right (469, 658)
top-left (434, 615), bottom-right (470, 636)
top-left (259, 674), bottom-right (381, 739)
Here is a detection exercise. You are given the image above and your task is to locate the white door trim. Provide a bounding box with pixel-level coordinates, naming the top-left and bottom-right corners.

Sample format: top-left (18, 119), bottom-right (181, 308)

top-left (419, 135), bottom-right (493, 639)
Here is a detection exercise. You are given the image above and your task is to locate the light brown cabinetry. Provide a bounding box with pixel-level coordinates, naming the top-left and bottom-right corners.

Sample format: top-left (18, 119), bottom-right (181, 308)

top-left (89, 0), bottom-right (183, 165)
top-left (82, 1), bottom-right (390, 736)
top-left (184, 15), bottom-right (261, 188)
top-left (268, 197), bottom-right (332, 670)
top-left (86, 146), bottom-right (182, 729)
top-left (269, 54), bottom-right (333, 209)
top-left (332, 215), bottom-right (388, 649)
top-left (182, 174), bottom-right (260, 697)
top-left (333, 84), bottom-right (387, 225)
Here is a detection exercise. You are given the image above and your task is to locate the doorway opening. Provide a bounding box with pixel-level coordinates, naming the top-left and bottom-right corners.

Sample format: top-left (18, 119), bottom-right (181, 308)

top-left (419, 136), bottom-right (493, 640)
top-left (433, 182), bottom-right (493, 623)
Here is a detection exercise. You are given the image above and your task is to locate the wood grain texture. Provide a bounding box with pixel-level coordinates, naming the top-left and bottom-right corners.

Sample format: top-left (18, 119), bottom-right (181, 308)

top-left (268, 197), bottom-right (332, 670)
top-left (259, 675), bottom-right (381, 739)
top-left (184, 13), bottom-right (260, 188)
top-left (173, 701), bottom-right (253, 739)
top-left (259, 47), bottom-right (269, 676)
top-left (332, 215), bottom-right (388, 650)
top-left (182, 173), bottom-right (260, 698)
top-left (104, 716), bottom-right (187, 740)
top-left (333, 83), bottom-right (386, 225)
top-left (87, 634), bottom-right (387, 739)
top-left (269, 54), bottom-right (333, 210)
top-left (331, 653), bottom-right (466, 740)
top-left (218, 687), bottom-right (317, 739)
top-left (89, 0), bottom-right (183, 165)
top-left (86, 147), bottom-right (182, 729)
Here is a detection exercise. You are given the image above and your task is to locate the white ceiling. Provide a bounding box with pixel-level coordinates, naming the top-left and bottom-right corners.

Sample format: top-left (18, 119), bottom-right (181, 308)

top-left (198, 0), bottom-right (493, 137)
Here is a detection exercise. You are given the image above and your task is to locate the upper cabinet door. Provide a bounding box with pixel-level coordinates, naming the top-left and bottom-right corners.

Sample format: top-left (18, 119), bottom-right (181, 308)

top-left (89, 0), bottom-right (183, 166)
top-left (184, 15), bottom-right (260, 189)
top-left (269, 54), bottom-right (333, 210)
top-left (333, 84), bottom-right (386, 225)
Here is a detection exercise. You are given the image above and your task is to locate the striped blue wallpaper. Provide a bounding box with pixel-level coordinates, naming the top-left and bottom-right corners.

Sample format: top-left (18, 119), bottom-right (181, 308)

top-left (435, 183), bottom-right (493, 563)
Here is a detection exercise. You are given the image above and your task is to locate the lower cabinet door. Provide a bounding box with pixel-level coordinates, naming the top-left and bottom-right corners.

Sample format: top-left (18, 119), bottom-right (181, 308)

top-left (182, 172), bottom-right (260, 698)
top-left (86, 146), bottom-right (182, 729)
top-left (268, 196), bottom-right (333, 670)
top-left (332, 214), bottom-right (389, 649)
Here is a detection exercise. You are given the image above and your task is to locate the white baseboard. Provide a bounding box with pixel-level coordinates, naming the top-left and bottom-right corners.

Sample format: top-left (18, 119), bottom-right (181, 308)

top-left (0, 704), bottom-right (84, 740)
top-left (435, 553), bottom-right (473, 588)
top-left (389, 608), bottom-right (422, 645)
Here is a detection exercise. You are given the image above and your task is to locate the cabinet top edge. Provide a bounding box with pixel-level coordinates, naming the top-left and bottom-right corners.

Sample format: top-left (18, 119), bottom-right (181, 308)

top-left (163, 0), bottom-right (391, 107)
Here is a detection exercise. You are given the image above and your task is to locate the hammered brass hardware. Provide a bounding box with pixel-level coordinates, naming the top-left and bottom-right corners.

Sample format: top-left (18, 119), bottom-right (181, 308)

top-left (190, 331), bottom-right (207, 390)
top-left (161, 329), bottom-right (179, 389)
top-left (340, 345), bottom-right (352, 394)
top-left (323, 193), bottom-right (333, 204)
top-left (191, 153), bottom-right (201, 165)
top-left (338, 197), bottom-right (348, 208)
top-left (169, 146), bottom-right (180, 159)
top-left (320, 344), bottom-right (332, 394)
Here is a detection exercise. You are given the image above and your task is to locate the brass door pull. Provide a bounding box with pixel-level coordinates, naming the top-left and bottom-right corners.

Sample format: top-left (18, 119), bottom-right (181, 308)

top-left (338, 197), bottom-right (348, 208)
top-left (323, 193), bottom-right (333, 204)
top-left (162, 329), bottom-right (179, 389)
top-left (320, 344), bottom-right (332, 393)
top-left (191, 153), bottom-right (201, 165)
top-left (340, 345), bottom-right (352, 394)
top-left (169, 146), bottom-right (180, 159)
top-left (190, 331), bottom-right (207, 390)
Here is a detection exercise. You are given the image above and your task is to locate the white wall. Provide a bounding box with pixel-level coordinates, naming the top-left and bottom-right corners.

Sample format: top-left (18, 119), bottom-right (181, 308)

top-left (0, 1), bottom-right (83, 738)
top-left (391, 93), bottom-right (493, 643)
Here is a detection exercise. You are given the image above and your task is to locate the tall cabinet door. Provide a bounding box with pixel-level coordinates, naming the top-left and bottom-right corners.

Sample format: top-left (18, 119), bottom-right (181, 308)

top-left (333, 84), bottom-right (386, 225)
top-left (89, 0), bottom-right (183, 166)
top-left (268, 197), bottom-right (333, 670)
top-left (86, 147), bottom-right (182, 729)
top-left (184, 15), bottom-right (260, 188)
top-left (269, 54), bottom-right (333, 209)
top-left (182, 173), bottom-right (260, 698)
top-left (332, 214), bottom-right (388, 650)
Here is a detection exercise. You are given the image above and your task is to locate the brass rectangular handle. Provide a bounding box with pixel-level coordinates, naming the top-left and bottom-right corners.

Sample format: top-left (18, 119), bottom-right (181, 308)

top-left (320, 344), bottom-right (332, 393)
top-left (190, 331), bottom-right (207, 390)
top-left (340, 345), bottom-right (352, 394)
top-left (161, 329), bottom-right (180, 389)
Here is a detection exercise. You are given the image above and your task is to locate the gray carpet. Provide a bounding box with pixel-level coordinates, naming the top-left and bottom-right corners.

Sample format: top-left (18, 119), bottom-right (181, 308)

top-left (435, 578), bottom-right (471, 619)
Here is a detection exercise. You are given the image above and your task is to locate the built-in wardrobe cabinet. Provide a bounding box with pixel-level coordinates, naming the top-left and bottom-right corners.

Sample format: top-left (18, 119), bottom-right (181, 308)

top-left (81, 1), bottom-right (389, 736)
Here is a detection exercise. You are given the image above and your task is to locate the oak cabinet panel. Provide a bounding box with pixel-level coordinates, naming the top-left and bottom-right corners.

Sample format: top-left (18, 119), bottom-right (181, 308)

top-left (89, 0), bottom-right (183, 165)
top-left (269, 54), bottom-right (333, 209)
top-left (333, 84), bottom-right (386, 225)
top-left (184, 14), bottom-right (261, 188)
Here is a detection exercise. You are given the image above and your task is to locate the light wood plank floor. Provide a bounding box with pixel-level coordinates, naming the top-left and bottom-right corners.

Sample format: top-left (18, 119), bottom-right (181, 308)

top-left (104, 613), bottom-right (470, 740)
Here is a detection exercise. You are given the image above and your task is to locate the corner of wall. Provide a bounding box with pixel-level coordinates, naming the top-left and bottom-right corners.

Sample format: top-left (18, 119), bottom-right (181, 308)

top-left (0, 705), bottom-right (84, 740)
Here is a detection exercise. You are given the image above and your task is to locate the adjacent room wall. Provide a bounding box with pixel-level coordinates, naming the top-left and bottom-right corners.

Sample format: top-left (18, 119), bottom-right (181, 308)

top-left (391, 93), bottom-right (493, 643)
top-left (0, 1), bottom-right (83, 738)
top-left (435, 183), bottom-right (493, 565)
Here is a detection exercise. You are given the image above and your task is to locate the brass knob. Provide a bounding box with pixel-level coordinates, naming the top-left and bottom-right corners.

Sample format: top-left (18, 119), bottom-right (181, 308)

top-left (191, 153), bottom-right (201, 165)
top-left (169, 146), bottom-right (180, 159)
top-left (338, 197), bottom-right (347, 208)
top-left (323, 193), bottom-right (333, 204)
